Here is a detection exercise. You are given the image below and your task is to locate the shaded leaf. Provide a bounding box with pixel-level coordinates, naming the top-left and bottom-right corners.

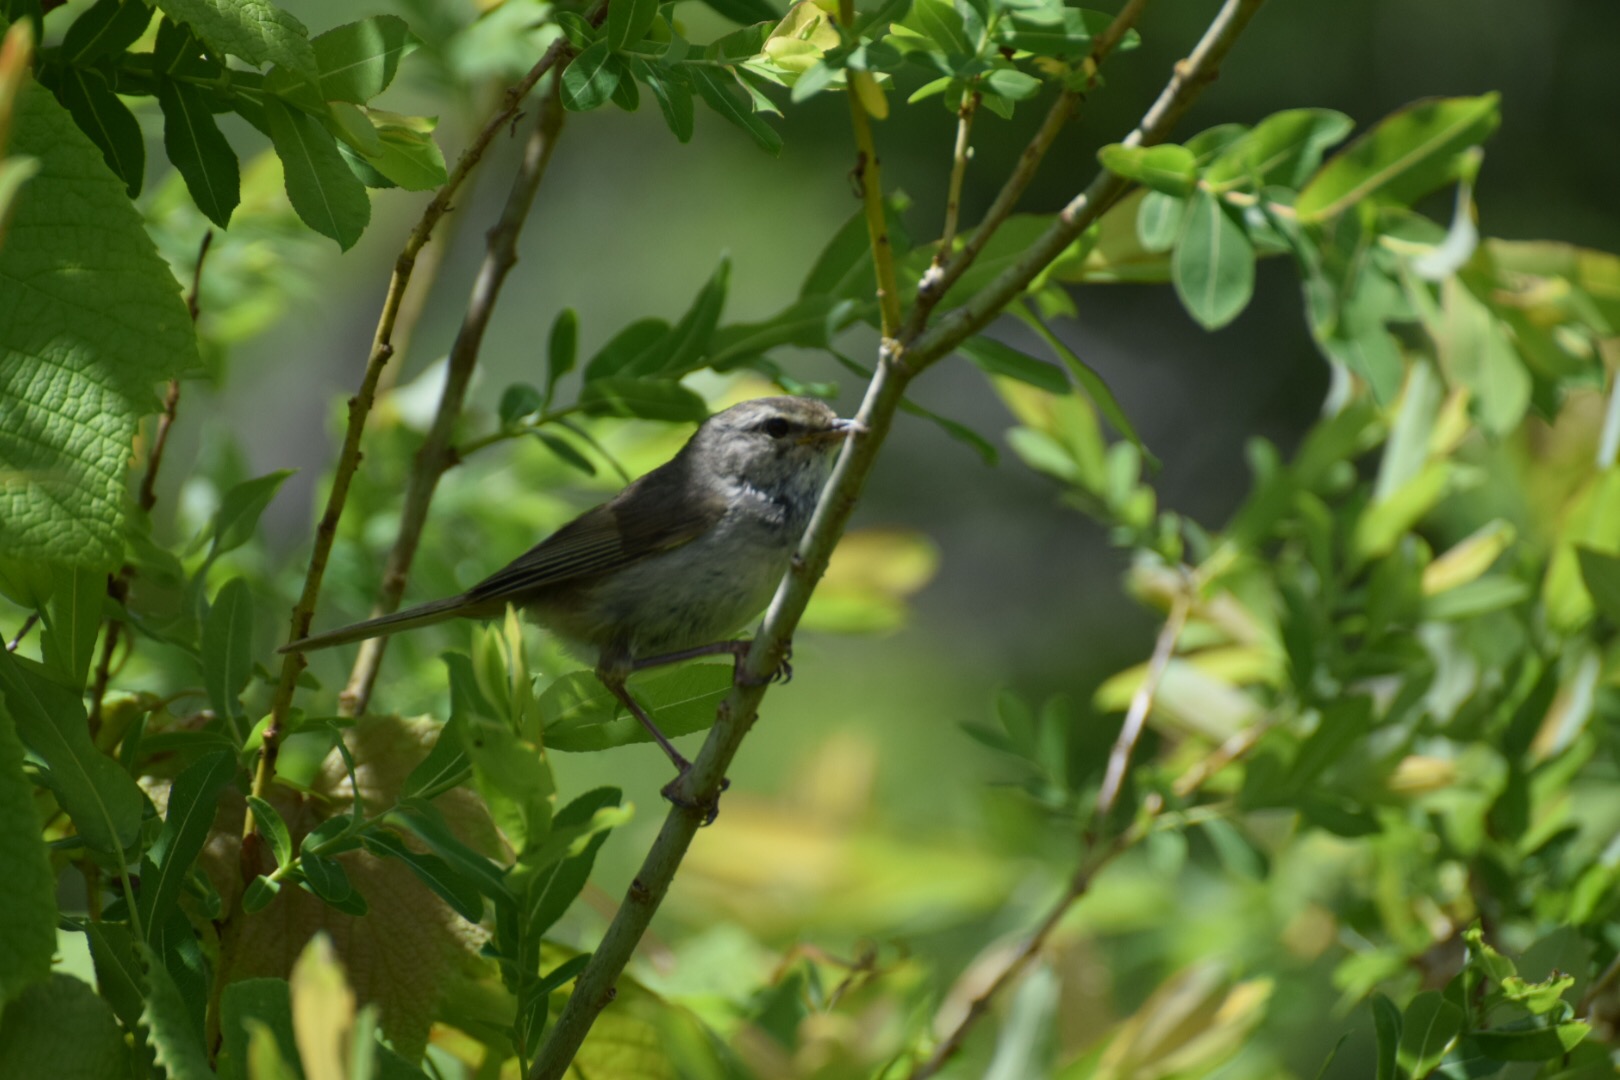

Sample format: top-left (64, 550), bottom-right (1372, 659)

top-left (137, 750), bottom-right (234, 942)
top-left (156, 76), bottom-right (240, 227)
top-left (1172, 187), bottom-right (1255, 329)
top-left (542, 663), bottom-right (733, 752)
top-left (265, 97), bottom-right (370, 250)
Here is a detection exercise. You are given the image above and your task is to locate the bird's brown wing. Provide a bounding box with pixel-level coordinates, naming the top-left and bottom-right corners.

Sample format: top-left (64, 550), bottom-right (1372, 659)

top-left (464, 456), bottom-right (724, 602)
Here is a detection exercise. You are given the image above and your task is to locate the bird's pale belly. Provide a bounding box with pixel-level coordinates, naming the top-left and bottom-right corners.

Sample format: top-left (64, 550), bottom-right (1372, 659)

top-left (526, 516), bottom-right (795, 663)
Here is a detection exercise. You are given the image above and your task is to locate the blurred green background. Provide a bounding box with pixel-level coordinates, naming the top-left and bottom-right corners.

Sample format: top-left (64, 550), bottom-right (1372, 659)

top-left (116, 0), bottom-right (1620, 1074)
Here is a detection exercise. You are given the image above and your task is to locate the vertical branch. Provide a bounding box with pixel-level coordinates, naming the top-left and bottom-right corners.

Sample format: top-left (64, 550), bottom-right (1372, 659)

top-left (1096, 577), bottom-right (1192, 818)
top-left (841, 0), bottom-right (903, 338)
top-left (341, 84), bottom-right (570, 718)
top-left (245, 34), bottom-right (580, 828)
top-left (935, 87), bottom-right (979, 268)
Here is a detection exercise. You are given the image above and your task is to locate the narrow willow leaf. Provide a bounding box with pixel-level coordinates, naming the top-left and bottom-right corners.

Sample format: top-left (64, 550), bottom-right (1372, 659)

top-left (139, 944), bottom-right (217, 1080)
top-left (583, 317), bottom-right (670, 380)
top-left (155, 77), bottom-right (240, 228)
top-left (536, 431), bottom-right (596, 476)
top-left (606, 0), bottom-right (659, 52)
top-left (1172, 188), bottom-right (1255, 329)
top-left (0, 650), bottom-right (143, 854)
top-left (0, 696), bottom-right (55, 1003)
top-left (63, 0), bottom-right (154, 63)
top-left (1396, 991), bottom-right (1464, 1079)
top-left (362, 829), bottom-right (485, 922)
top-left (1296, 94), bottom-right (1500, 222)
top-left (84, 923), bottom-right (143, 1027)
top-left (50, 66), bottom-right (144, 195)
top-left (689, 67), bottom-right (782, 154)
top-left (264, 97), bottom-right (370, 250)
top-left (207, 470), bottom-right (295, 561)
top-left (579, 377), bottom-right (709, 422)
top-left (138, 750), bottom-right (234, 942)
top-left (1205, 108), bottom-right (1353, 191)
top-left (561, 40), bottom-right (621, 112)
top-left (635, 61), bottom-right (694, 143)
top-left (40, 563), bottom-right (102, 692)
top-left (201, 578), bottom-right (254, 734)
top-left (543, 308), bottom-right (579, 406)
top-left (400, 712), bottom-right (470, 800)
top-left (957, 336), bottom-right (1070, 394)
top-left (386, 799), bottom-right (512, 901)
top-left (245, 795), bottom-right (292, 868)
top-left (520, 787), bottom-right (623, 939)
top-left (541, 664), bottom-right (733, 752)
top-left (242, 874), bottom-right (281, 913)
top-left (299, 851), bottom-right (360, 909)
top-left (313, 16), bottom-right (413, 103)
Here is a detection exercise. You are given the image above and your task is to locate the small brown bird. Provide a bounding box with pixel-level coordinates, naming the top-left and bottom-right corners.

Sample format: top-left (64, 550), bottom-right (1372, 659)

top-left (282, 396), bottom-right (860, 788)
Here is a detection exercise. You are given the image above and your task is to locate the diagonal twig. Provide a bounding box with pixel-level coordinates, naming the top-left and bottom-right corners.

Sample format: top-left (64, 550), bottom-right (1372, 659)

top-left (341, 82), bottom-right (571, 718)
top-left (528, 3), bottom-right (1267, 1074)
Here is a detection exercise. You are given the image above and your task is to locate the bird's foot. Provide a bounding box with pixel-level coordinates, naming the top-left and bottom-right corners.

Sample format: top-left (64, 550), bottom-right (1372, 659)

top-left (661, 771), bottom-right (730, 826)
top-left (735, 642), bottom-right (793, 687)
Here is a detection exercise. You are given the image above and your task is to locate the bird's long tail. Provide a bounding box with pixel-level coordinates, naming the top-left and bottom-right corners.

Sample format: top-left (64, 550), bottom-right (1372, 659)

top-left (278, 595), bottom-right (471, 653)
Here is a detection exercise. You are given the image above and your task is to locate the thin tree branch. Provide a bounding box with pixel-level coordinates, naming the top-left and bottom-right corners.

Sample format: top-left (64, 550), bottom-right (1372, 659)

top-left (903, 0), bottom-right (1264, 375)
top-left (841, 0), bottom-right (903, 339)
top-left (139, 232), bottom-right (212, 513)
top-left (905, 0), bottom-right (1151, 339)
top-left (1096, 577), bottom-right (1191, 818)
top-left (529, 1), bottom-right (1267, 1072)
top-left (935, 86), bottom-right (979, 270)
top-left (246, 32), bottom-right (582, 836)
top-left (341, 83), bottom-right (570, 718)
top-left (6, 612), bottom-right (36, 652)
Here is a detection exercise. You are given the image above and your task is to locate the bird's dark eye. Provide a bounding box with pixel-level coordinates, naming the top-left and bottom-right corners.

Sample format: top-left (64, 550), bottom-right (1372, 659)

top-left (761, 416), bottom-right (792, 439)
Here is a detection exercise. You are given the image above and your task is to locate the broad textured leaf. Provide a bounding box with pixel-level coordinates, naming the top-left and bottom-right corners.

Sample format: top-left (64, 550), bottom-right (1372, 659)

top-left (957, 336), bottom-right (1069, 393)
top-left (156, 76), bottom-right (240, 227)
top-left (580, 377), bottom-right (709, 422)
top-left (313, 16), bottom-right (412, 103)
top-left (0, 974), bottom-right (128, 1078)
top-left (0, 649), bottom-right (143, 853)
top-left (50, 65), bottom-right (144, 195)
top-left (1296, 94), bottom-right (1500, 221)
top-left (137, 750), bottom-right (234, 940)
top-left (1172, 187), bottom-right (1255, 329)
top-left (542, 663), bottom-right (733, 752)
top-left (561, 40), bottom-right (621, 112)
top-left (690, 67), bottom-right (782, 154)
top-left (362, 829), bottom-right (484, 922)
top-left (140, 944), bottom-right (217, 1079)
top-left (0, 696), bottom-right (54, 1003)
top-left (201, 577), bottom-right (254, 731)
top-left (265, 97), bottom-right (370, 250)
top-left (40, 562), bottom-right (102, 691)
top-left (0, 82), bottom-right (195, 566)
top-left (154, 0), bottom-right (316, 76)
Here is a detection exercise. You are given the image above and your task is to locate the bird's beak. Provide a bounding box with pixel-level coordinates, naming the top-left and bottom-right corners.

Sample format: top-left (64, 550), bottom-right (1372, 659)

top-left (802, 417), bottom-right (866, 445)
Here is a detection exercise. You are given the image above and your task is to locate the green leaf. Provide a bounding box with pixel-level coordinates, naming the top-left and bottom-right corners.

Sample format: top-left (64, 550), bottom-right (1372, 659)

top-left (1396, 991), bottom-right (1464, 1079)
top-left (39, 563), bottom-right (103, 692)
top-left (536, 431), bottom-right (597, 476)
top-left (220, 979), bottom-right (298, 1080)
top-left (364, 122), bottom-right (447, 191)
top-left (541, 663), bottom-right (733, 752)
top-left (206, 470), bottom-right (294, 562)
top-left (137, 750), bottom-right (235, 942)
top-left (63, 0), bottom-right (153, 63)
top-left (461, 720), bottom-right (554, 861)
top-left (1439, 277), bottom-right (1529, 436)
top-left (242, 874), bottom-right (280, 913)
top-left (983, 67), bottom-right (1039, 102)
top-left (518, 787), bottom-right (622, 938)
top-left (1295, 94), bottom-right (1500, 222)
top-left (0, 695), bottom-right (55, 1004)
top-left (607, 0), bottom-right (659, 52)
top-left (1097, 143), bottom-right (1197, 197)
top-left (1010, 305), bottom-right (1149, 454)
top-left (400, 712), bottom-right (471, 801)
top-left (84, 922), bottom-right (144, 1028)
top-left (154, 0), bottom-right (316, 76)
top-left (361, 829), bottom-right (484, 922)
top-left (640, 256), bottom-right (729, 377)
top-left (140, 943), bottom-right (217, 1079)
top-left (1576, 546), bottom-right (1620, 624)
top-left (245, 795), bottom-right (292, 869)
top-left (201, 578), bottom-right (254, 733)
top-left (1465, 1023), bottom-right (1589, 1062)
top-left (49, 66), bottom-right (144, 196)
top-left (635, 61), bottom-right (694, 143)
top-left (386, 799), bottom-right (513, 902)
top-left (300, 850), bottom-right (364, 912)
top-left (690, 67), bottom-right (782, 154)
top-left (0, 650), bottom-right (143, 854)
top-left (265, 97), bottom-right (371, 250)
top-left (580, 377), bottom-right (709, 422)
top-left (1136, 190), bottom-right (1186, 254)
top-left (583, 317), bottom-right (669, 380)
top-left (313, 16), bottom-right (413, 103)
top-left (898, 0), bottom-right (971, 55)
top-left (544, 308), bottom-right (578, 406)
top-left (957, 336), bottom-right (1069, 394)
top-left (561, 40), bottom-right (622, 112)
top-left (499, 382), bottom-right (544, 426)
top-left (993, 8), bottom-right (1121, 57)
top-left (698, 0), bottom-right (778, 24)
top-left (1172, 187), bottom-right (1255, 329)
top-left (0, 974), bottom-right (129, 1079)
top-left (156, 76), bottom-right (240, 228)
top-left (1371, 993), bottom-right (1401, 1080)
top-left (1205, 108), bottom-right (1353, 191)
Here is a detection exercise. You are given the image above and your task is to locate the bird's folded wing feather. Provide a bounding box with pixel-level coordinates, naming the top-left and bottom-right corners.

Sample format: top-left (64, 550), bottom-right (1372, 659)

top-left (464, 463), bottom-right (725, 601)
